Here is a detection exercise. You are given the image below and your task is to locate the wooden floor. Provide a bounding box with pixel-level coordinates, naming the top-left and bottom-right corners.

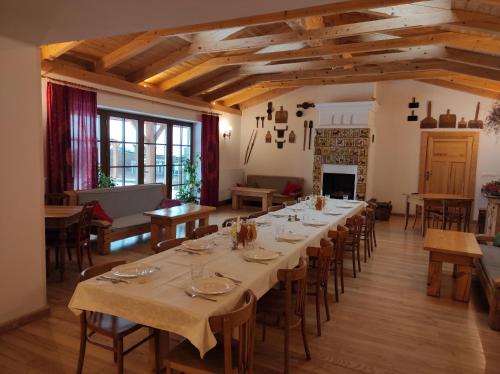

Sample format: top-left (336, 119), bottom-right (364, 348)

top-left (1, 207), bottom-right (499, 374)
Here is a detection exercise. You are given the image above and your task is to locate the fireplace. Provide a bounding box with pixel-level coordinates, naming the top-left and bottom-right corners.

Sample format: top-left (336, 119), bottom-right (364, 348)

top-left (322, 164), bottom-right (357, 199)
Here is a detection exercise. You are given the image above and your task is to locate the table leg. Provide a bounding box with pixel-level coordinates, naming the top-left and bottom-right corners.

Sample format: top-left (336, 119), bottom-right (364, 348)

top-left (186, 221), bottom-right (195, 237)
top-left (232, 194), bottom-right (239, 210)
top-left (262, 195), bottom-right (269, 211)
top-left (199, 215), bottom-right (209, 227)
top-left (150, 223), bottom-right (161, 252)
top-left (405, 199), bottom-right (410, 230)
top-left (165, 224), bottom-right (177, 240)
top-left (149, 329), bottom-right (169, 372)
top-left (58, 228), bottom-right (67, 282)
top-left (454, 264), bottom-right (472, 302)
top-left (427, 257), bottom-right (442, 297)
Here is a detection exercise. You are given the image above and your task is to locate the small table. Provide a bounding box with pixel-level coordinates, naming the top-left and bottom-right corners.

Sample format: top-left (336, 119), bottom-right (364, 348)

top-left (45, 205), bottom-right (82, 281)
top-left (144, 204), bottom-right (216, 251)
top-left (423, 229), bottom-right (482, 302)
top-left (230, 187), bottom-right (276, 211)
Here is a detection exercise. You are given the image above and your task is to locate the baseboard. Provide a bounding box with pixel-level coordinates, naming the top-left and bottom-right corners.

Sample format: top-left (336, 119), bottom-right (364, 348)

top-left (0, 305), bottom-right (50, 335)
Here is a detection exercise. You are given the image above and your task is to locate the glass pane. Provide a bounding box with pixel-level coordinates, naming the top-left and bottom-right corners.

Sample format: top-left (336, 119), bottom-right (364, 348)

top-left (172, 126), bottom-right (181, 145)
top-left (144, 121), bottom-right (155, 143)
top-left (156, 124), bottom-right (167, 144)
top-left (144, 166), bottom-right (155, 184)
top-left (109, 142), bottom-right (124, 166)
top-left (109, 117), bottom-right (123, 142)
top-left (182, 127), bottom-right (191, 145)
top-left (172, 185), bottom-right (180, 199)
top-left (124, 167), bottom-right (138, 185)
top-left (172, 145), bottom-right (181, 165)
top-left (124, 119), bottom-right (138, 143)
top-left (96, 115), bottom-right (101, 141)
top-left (155, 165), bottom-right (166, 183)
top-left (172, 165), bottom-right (181, 185)
top-left (144, 144), bottom-right (155, 166)
top-left (97, 141), bottom-right (101, 166)
top-left (181, 146), bottom-right (191, 161)
top-left (124, 143), bottom-right (138, 167)
top-left (156, 145), bottom-right (166, 165)
top-left (110, 167), bottom-right (123, 186)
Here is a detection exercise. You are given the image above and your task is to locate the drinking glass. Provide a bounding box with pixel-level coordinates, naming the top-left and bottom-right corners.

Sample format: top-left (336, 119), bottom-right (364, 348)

top-left (343, 194), bottom-right (349, 200)
top-left (274, 223), bottom-right (284, 240)
top-left (190, 263), bottom-right (205, 282)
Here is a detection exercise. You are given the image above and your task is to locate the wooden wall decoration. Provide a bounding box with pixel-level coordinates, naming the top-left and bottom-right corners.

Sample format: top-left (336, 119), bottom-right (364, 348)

top-left (312, 128), bottom-right (370, 199)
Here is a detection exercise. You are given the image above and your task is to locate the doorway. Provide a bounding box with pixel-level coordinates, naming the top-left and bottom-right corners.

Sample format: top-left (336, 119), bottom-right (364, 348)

top-left (418, 131), bottom-right (479, 197)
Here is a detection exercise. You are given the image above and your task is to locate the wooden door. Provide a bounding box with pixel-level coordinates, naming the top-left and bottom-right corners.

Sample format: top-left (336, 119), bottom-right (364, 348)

top-left (418, 132), bottom-right (479, 197)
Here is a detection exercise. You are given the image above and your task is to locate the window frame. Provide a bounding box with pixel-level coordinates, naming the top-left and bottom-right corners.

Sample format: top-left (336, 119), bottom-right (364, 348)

top-left (97, 108), bottom-right (194, 198)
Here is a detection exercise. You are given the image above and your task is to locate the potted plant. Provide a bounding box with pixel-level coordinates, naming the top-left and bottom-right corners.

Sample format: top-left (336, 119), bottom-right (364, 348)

top-left (482, 179), bottom-right (500, 197)
top-left (176, 154), bottom-right (201, 203)
top-left (97, 165), bottom-right (115, 188)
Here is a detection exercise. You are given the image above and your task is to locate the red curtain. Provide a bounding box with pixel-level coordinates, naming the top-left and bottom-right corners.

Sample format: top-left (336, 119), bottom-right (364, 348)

top-left (46, 82), bottom-right (97, 193)
top-left (200, 114), bottom-right (219, 206)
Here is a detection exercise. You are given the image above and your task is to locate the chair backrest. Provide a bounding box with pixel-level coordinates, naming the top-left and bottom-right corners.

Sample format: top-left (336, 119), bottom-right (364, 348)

top-left (79, 260), bottom-right (126, 282)
top-left (156, 237), bottom-right (188, 253)
top-left (362, 207), bottom-right (375, 231)
top-left (267, 205), bottom-right (282, 213)
top-left (306, 239), bottom-right (333, 288)
top-left (277, 257), bottom-right (308, 318)
top-left (328, 225), bottom-right (348, 263)
top-left (45, 193), bottom-right (69, 206)
top-left (77, 201), bottom-right (97, 241)
top-left (345, 215), bottom-right (363, 243)
top-left (248, 211), bottom-right (266, 219)
top-left (209, 290), bottom-right (257, 374)
top-left (190, 224), bottom-right (218, 239)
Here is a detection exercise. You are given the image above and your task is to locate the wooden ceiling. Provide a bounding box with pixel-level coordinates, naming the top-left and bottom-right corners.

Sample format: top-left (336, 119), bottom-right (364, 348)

top-left (40, 0), bottom-right (500, 114)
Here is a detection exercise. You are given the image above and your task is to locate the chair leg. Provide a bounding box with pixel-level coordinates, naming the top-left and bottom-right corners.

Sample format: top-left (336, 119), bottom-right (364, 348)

top-left (323, 287), bottom-right (330, 321)
top-left (372, 224), bottom-right (377, 247)
top-left (333, 269), bottom-right (339, 302)
top-left (284, 326), bottom-right (290, 374)
top-left (67, 247), bottom-right (72, 261)
top-left (75, 244), bottom-right (83, 272)
top-left (340, 263), bottom-right (345, 293)
top-left (45, 249), bottom-right (50, 276)
top-left (86, 243), bottom-right (93, 267)
top-left (300, 316), bottom-right (311, 361)
top-left (363, 237), bottom-right (368, 263)
top-left (77, 315), bottom-right (87, 374)
top-left (356, 245), bottom-right (362, 272)
top-left (315, 292), bottom-right (321, 336)
top-left (116, 338), bottom-right (124, 374)
top-left (351, 250), bottom-right (357, 278)
top-left (113, 340), bottom-right (118, 363)
top-left (154, 329), bottom-right (162, 374)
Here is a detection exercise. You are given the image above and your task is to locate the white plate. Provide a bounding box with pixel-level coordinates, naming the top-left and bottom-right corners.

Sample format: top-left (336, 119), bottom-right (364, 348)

top-left (191, 277), bottom-right (235, 295)
top-left (256, 221), bottom-right (271, 227)
top-left (182, 239), bottom-right (212, 251)
top-left (112, 263), bottom-right (157, 278)
top-left (244, 248), bottom-right (280, 261)
top-left (324, 211), bottom-right (343, 216)
top-left (270, 212), bottom-right (288, 217)
top-left (276, 232), bottom-right (307, 242)
top-left (303, 219), bottom-right (328, 227)
top-left (336, 205), bottom-right (353, 209)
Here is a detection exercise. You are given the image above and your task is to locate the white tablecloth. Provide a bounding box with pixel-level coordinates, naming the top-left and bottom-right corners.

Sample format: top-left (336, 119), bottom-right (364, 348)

top-left (68, 199), bottom-right (365, 357)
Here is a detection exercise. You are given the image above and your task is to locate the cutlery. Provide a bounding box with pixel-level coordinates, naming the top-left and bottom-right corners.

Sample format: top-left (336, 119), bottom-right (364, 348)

top-left (184, 290), bottom-right (217, 302)
top-left (258, 246), bottom-right (284, 256)
top-left (244, 258), bottom-right (268, 265)
top-left (215, 272), bottom-right (242, 284)
top-left (175, 248), bottom-right (201, 255)
top-left (96, 275), bottom-right (129, 284)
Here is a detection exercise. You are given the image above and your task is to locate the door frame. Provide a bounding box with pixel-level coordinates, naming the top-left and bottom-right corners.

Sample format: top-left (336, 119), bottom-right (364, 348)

top-left (418, 131), bottom-right (480, 197)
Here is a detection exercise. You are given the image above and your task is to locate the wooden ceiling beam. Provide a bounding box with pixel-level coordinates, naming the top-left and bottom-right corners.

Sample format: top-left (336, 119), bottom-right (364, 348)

top-left (41, 60), bottom-right (240, 115)
top-left (239, 88), bottom-right (298, 110)
top-left (439, 74), bottom-right (500, 92)
top-left (286, 16), bottom-right (325, 47)
top-left (157, 60), bottom-right (220, 91)
top-left (40, 41), bottom-right (82, 60)
top-left (189, 12), bottom-right (470, 53)
top-left (443, 62), bottom-right (500, 83)
top-left (445, 36), bottom-right (500, 55)
top-left (220, 87), bottom-right (273, 107)
top-left (442, 47), bottom-right (500, 70)
top-left (419, 79), bottom-right (500, 99)
top-left (182, 67), bottom-right (243, 96)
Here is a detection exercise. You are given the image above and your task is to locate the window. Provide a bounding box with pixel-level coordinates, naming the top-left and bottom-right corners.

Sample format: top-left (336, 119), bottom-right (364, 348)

top-left (96, 109), bottom-right (194, 197)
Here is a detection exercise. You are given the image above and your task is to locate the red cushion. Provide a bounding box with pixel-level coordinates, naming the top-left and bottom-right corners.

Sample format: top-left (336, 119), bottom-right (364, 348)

top-left (283, 182), bottom-right (301, 196)
top-left (158, 198), bottom-right (182, 209)
top-left (93, 201), bottom-right (113, 223)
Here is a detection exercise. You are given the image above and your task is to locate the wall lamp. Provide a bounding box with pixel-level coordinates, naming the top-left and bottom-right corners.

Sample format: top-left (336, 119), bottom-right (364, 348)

top-left (223, 130), bottom-right (232, 140)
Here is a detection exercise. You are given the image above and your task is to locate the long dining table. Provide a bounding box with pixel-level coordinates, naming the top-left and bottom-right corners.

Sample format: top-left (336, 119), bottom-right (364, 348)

top-left (69, 199), bottom-right (365, 358)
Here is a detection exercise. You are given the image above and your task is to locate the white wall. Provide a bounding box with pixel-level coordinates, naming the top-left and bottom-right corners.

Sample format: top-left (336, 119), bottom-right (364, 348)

top-left (0, 36), bottom-right (46, 325)
top-left (372, 80), bottom-right (500, 216)
top-left (41, 82), bottom-right (242, 202)
top-left (240, 83), bottom-right (375, 193)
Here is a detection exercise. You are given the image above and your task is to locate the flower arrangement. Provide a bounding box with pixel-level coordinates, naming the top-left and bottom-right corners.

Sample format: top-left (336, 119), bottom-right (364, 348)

top-left (485, 101), bottom-right (500, 137)
top-left (482, 180), bottom-right (500, 197)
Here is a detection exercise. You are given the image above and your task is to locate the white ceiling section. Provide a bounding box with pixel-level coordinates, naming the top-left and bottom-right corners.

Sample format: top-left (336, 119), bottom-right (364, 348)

top-left (0, 0), bottom-right (348, 45)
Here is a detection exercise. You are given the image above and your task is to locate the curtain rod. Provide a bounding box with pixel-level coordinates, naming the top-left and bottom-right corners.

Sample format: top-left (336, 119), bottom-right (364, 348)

top-left (42, 75), bottom-right (224, 117)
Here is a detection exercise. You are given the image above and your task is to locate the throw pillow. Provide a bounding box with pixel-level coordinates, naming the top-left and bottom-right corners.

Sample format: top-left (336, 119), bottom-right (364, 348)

top-left (494, 232), bottom-right (500, 247)
top-left (93, 201), bottom-right (113, 223)
top-left (283, 181), bottom-right (301, 196)
top-left (158, 198), bottom-right (182, 209)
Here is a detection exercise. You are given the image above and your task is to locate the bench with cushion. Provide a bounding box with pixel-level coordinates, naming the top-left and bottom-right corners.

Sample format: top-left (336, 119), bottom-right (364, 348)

top-left (475, 234), bottom-right (500, 330)
top-left (67, 184), bottom-right (168, 255)
top-left (244, 174), bottom-right (304, 205)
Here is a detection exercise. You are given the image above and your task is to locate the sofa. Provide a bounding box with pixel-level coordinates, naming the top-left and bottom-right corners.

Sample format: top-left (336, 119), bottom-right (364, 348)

top-left (475, 235), bottom-right (500, 330)
top-left (67, 184), bottom-right (167, 255)
top-left (245, 174), bottom-right (304, 205)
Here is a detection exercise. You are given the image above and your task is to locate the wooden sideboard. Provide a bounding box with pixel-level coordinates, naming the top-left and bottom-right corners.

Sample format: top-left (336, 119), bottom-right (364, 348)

top-left (485, 196), bottom-right (500, 236)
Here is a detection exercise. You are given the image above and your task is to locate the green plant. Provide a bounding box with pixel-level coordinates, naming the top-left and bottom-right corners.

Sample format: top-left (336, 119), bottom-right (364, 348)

top-left (97, 166), bottom-right (116, 188)
top-left (176, 154), bottom-right (201, 202)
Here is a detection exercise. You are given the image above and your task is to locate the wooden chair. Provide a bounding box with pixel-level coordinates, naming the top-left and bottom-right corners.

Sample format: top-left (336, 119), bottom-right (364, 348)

top-left (156, 237), bottom-right (188, 253)
top-left (164, 290), bottom-right (257, 374)
top-left (344, 215), bottom-right (362, 278)
top-left (441, 199), bottom-right (472, 232)
top-left (46, 201), bottom-right (96, 272)
top-left (77, 261), bottom-right (158, 374)
top-left (328, 225), bottom-right (349, 302)
top-left (45, 192), bottom-right (69, 205)
top-left (360, 208), bottom-right (375, 262)
top-left (248, 211), bottom-right (267, 219)
top-left (190, 224), bottom-right (219, 239)
top-left (306, 238), bottom-right (334, 336)
top-left (257, 257), bottom-right (310, 373)
top-left (366, 201), bottom-right (378, 248)
top-left (267, 205), bottom-right (283, 213)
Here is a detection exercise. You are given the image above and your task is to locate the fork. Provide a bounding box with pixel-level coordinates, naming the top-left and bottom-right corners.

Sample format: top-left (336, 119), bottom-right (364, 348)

top-left (184, 290), bottom-right (217, 302)
top-left (215, 272), bottom-right (242, 284)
